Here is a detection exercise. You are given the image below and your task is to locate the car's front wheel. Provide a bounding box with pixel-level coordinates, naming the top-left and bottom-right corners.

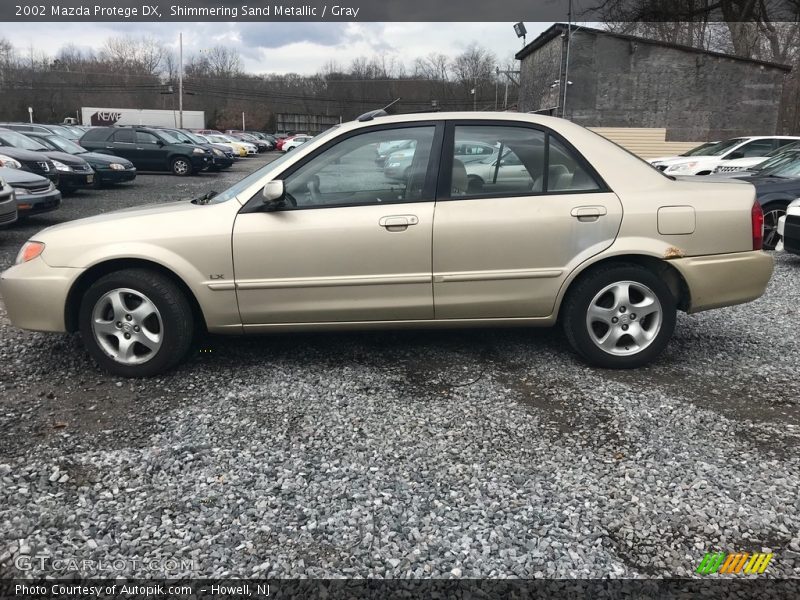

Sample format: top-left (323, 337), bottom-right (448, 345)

top-left (78, 269), bottom-right (194, 377)
top-left (171, 157), bottom-right (193, 176)
top-left (563, 264), bottom-right (676, 368)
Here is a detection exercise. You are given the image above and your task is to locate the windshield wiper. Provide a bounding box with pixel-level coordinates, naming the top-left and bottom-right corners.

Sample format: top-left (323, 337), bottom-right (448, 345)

top-left (192, 190), bottom-right (218, 205)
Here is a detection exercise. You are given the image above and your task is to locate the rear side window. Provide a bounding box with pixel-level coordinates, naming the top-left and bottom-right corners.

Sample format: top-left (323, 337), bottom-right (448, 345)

top-left (443, 124), bottom-right (601, 198)
top-left (81, 128), bottom-right (114, 142)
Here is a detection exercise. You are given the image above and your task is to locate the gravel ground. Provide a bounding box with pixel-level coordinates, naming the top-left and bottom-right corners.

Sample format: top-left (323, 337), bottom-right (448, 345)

top-left (0, 154), bottom-right (799, 579)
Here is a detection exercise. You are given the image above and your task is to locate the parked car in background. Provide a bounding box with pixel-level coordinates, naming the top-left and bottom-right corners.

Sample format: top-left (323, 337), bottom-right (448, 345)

top-left (157, 128), bottom-right (234, 171)
top-left (776, 198), bottom-right (800, 255)
top-left (0, 111), bottom-right (773, 377)
top-left (735, 158), bottom-right (800, 250)
top-left (229, 132), bottom-right (270, 152)
top-left (206, 134), bottom-right (257, 156)
top-left (385, 140), bottom-right (496, 180)
top-left (0, 128), bottom-right (94, 193)
top-left (647, 141), bottom-right (721, 165)
top-left (0, 122), bottom-right (82, 141)
top-left (705, 148), bottom-right (800, 180)
top-left (0, 175), bottom-right (18, 227)
top-left (713, 141), bottom-right (800, 174)
top-left (0, 166), bottom-right (61, 218)
top-left (652, 136), bottom-right (800, 175)
top-left (24, 132), bottom-right (137, 186)
top-left (0, 146), bottom-right (58, 183)
top-left (80, 126), bottom-right (212, 176)
top-left (281, 135), bottom-right (313, 152)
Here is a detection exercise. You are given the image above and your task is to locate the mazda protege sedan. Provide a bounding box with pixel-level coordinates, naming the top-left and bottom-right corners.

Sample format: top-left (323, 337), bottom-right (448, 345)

top-left (1, 112), bottom-right (774, 377)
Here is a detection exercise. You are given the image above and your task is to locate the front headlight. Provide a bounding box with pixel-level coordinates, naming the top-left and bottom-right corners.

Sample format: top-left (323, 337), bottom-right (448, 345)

top-left (0, 154), bottom-right (22, 169)
top-left (15, 241), bottom-right (45, 264)
top-left (13, 187), bottom-right (30, 196)
top-left (387, 162), bottom-right (400, 168)
top-left (789, 198), bottom-right (800, 209)
top-left (193, 148), bottom-right (206, 155)
top-left (52, 160), bottom-right (73, 172)
top-left (109, 163), bottom-right (126, 171)
top-left (213, 149), bottom-right (225, 157)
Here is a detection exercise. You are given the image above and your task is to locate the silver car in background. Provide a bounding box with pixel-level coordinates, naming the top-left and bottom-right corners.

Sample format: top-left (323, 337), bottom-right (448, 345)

top-left (0, 176), bottom-right (18, 227)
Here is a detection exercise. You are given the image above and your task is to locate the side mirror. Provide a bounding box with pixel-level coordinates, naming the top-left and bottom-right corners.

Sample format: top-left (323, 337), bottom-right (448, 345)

top-left (262, 180), bottom-right (286, 211)
top-left (156, 139), bottom-right (165, 146)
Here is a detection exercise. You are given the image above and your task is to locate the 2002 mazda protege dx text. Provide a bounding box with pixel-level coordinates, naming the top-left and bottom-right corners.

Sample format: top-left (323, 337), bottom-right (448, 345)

top-left (0, 112), bottom-right (775, 377)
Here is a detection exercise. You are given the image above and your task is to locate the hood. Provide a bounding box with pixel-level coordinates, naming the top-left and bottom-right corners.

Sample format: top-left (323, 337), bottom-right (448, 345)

top-left (43, 201), bottom-right (197, 234)
top-left (717, 156), bottom-right (765, 168)
top-left (79, 152), bottom-right (134, 168)
top-left (0, 145), bottom-right (47, 162)
top-left (663, 156), bottom-right (719, 167)
top-left (0, 165), bottom-right (49, 185)
top-left (38, 150), bottom-right (91, 167)
top-left (749, 176), bottom-right (800, 192)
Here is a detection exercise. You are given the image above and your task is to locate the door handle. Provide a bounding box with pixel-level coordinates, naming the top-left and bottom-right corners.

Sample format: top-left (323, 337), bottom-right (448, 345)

top-left (379, 215), bottom-right (419, 231)
top-left (570, 206), bottom-right (607, 221)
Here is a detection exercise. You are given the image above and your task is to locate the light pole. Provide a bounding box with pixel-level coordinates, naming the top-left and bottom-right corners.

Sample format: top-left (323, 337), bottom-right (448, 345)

top-left (178, 32), bottom-right (184, 128)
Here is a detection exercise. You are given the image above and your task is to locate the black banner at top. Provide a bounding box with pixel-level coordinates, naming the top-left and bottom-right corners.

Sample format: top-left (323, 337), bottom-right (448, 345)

top-left (1, 0), bottom-right (799, 22)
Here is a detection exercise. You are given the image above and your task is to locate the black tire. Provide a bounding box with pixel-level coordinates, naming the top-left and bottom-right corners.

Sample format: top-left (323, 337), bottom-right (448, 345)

top-left (78, 268), bottom-right (195, 377)
top-left (762, 202), bottom-right (788, 251)
top-left (562, 264), bottom-right (677, 369)
top-left (171, 156), bottom-right (193, 176)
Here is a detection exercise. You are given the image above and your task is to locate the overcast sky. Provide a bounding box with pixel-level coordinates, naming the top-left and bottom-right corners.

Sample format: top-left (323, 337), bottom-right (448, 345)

top-left (2, 22), bottom-right (552, 74)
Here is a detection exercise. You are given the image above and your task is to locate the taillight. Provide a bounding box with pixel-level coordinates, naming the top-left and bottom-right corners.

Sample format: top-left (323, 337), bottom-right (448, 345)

top-left (752, 201), bottom-right (764, 250)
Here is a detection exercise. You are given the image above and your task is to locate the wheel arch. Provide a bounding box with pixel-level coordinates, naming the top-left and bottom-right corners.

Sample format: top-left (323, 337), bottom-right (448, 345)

top-left (64, 258), bottom-right (208, 334)
top-left (556, 254), bottom-right (690, 321)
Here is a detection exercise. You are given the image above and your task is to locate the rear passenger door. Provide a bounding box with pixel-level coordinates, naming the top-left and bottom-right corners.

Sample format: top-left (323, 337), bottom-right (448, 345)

top-left (108, 129), bottom-right (138, 163)
top-left (432, 121), bottom-right (623, 319)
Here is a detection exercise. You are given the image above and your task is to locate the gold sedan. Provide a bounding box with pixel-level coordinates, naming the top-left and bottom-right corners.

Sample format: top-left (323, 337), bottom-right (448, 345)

top-left (0, 112), bottom-right (773, 376)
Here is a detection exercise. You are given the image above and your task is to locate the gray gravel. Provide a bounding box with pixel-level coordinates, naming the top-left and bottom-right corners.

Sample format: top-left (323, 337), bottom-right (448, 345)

top-left (1, 155), bottom-right (799, 578)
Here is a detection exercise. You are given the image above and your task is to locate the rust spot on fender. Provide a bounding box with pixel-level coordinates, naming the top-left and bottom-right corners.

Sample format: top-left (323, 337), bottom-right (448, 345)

top-left (664, 246), bottom-right (685, 259)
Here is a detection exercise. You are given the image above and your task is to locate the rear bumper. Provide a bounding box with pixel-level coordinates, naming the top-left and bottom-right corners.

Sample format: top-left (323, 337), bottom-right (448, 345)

top-left (670, 251), bottom-right (774, 314)
top-left (0, 257), bottom-right (82, 332)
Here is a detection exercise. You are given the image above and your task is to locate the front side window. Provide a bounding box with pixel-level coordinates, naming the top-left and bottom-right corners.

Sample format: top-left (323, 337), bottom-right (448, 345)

top-left (112, 129), bottom-right (134, 143)
top-left (136, 131), bottom-right (160, 144)
top-left (281, 126), bottom-right (436, 208)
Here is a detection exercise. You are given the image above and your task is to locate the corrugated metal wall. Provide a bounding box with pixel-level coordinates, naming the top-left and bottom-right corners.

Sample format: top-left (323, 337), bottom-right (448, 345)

top-left (588, 127), bottom-right (703, 159)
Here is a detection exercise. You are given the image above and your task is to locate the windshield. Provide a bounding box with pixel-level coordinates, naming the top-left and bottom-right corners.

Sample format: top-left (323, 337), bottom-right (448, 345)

top-left (759, 153), bottom-right (800, 177)
top-left (209, 126), bottom-right (340, 204)
top-left (157, 130), bottom-right (182, 144)
top-left (182, 131), bottom-right (207, 145)
top-left (207, 135), bottom-right (230, 144)
top-left (164, 129), bottom-right (194, 144)
top-left (46, 135), bottom-right (86, 154)
top-left (704, 138), bottom-right (747, 156)
top-left (767, 159), bottom-right (800, 178)
top-left (45, 124), bottom-right (78, 139)
top-left (681, 141), bottom-right (720, 157)
top-left (0, 129), bottom-right (48, 151)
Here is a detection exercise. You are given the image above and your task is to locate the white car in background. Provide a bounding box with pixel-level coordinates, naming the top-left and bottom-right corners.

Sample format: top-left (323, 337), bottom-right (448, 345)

top-left (647, 141), bottom-right (720, 165)
top-left (282, 135), bottom-right (313, 152)
top-left (652, 136), bottom-right (800, 176)
top-left (776, 198), bottom-right (800, 253)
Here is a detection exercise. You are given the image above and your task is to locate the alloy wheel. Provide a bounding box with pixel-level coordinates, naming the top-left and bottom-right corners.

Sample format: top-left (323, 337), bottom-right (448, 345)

top-left (763, 207), bottom-right (785, 251)
top-left (586, 280), bottom-right (663, 356)
top-left (91, 288), bottom-right (163, 365)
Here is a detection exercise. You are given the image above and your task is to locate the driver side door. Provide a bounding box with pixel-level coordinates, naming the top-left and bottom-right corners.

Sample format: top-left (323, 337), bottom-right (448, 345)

top-left (232, 123), bottom-right (442, 327)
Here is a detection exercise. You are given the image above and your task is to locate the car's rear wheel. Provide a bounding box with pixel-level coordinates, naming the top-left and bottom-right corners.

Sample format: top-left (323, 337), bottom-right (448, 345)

top-left (79, 269), bottom-right (194, 377)
top-left (171, 157), bottom-right (192, 176)
top-left (563, 264), bottom-right (676, 368)
top-left (762, 202), bottom-right (787, 251)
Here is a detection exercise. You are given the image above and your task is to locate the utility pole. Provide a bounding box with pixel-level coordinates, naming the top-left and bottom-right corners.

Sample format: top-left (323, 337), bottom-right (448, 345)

top-left (178, 32), bottom-right (184, 128)
top-left (242, 112), bottom-right (246, 130)
top-left (562, 0), bottom-right (572, 118)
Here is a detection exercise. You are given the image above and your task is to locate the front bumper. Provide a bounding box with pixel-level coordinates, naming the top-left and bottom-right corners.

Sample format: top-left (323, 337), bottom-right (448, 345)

top-left (212, 156), bottom-right (234, 169)
top-left (782, 214), bottom-right (800, 256)
top-left (15, 189), bottom-right (61, 215)
top-left (57, 171), bottom-right (95, 190)
top-left (96, 166), bottom-right (137, 184)
top-left (191, 155), bottom-right (212, 170)
top-left (0, 257), bottom-right (82, 332)
top-left (670, 251), bottom-right (774, 314)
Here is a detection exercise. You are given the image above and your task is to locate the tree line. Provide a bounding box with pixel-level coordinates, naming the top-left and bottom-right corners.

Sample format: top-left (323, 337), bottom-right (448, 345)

top-left (0, 35), bottom-right (516, 130)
